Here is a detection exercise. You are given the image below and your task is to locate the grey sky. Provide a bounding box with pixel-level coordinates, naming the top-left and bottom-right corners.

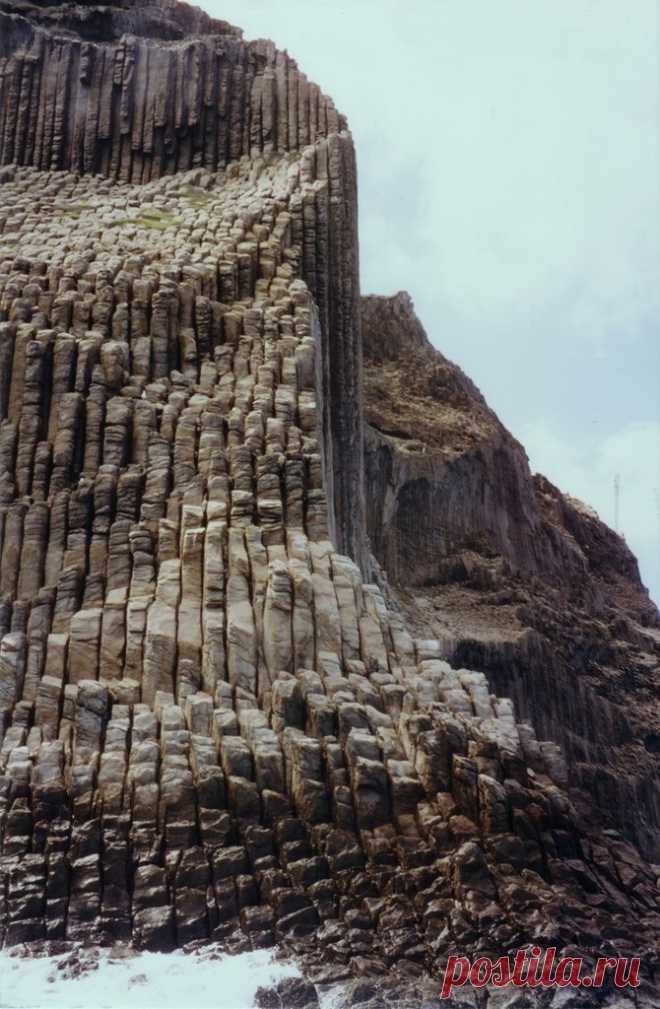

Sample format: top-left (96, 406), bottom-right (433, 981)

top-left (205, 0), bottom-right (660, 604)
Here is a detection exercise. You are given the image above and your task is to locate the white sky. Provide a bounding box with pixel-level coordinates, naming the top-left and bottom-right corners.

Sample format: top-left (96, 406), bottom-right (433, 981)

top-left (205, 0), bottom-right (660, 604)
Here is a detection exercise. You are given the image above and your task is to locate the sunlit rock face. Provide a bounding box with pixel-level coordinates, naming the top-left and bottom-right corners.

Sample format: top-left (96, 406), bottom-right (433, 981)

top-left (0, 3), bottom-right (657, 1004)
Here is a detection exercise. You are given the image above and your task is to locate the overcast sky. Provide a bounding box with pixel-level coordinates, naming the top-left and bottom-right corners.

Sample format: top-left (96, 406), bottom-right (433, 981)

top-left (205, 0), bottom-right (660, 605)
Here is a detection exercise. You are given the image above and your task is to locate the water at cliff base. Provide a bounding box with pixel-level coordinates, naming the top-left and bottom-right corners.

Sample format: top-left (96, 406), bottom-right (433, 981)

top-left (0, 947), bottom-right (301, 1009)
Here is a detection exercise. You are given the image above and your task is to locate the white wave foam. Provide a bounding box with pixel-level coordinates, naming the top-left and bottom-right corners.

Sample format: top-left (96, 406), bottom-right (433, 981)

top-left (0, 947), bottom-right (300, 1009)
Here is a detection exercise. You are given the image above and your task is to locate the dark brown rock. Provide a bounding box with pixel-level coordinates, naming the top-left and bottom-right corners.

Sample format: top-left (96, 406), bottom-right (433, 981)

top-left (255, 976), bottom-right (320, 1009)
top-left (362, 292), bottom-right (660, 860)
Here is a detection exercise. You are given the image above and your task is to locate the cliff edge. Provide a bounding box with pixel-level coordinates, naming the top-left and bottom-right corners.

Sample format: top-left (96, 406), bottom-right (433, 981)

top-left (363, 291), bottom-right (660, 861)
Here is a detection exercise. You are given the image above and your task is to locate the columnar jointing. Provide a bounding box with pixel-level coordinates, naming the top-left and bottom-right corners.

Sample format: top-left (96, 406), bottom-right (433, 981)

top-left (0, 0), bottom-right (655, 984)
top-left (0, 6), bottom-right (363, 564)
top-left (0, 146), bottom-right (376, 951)
top-left (0, 11), bottom-right (346, 181)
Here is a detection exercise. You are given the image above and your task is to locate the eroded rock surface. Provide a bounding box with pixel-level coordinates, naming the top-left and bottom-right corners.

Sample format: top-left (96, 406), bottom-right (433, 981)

top-left (0, 2), bottom-right (657, 1003)
top-left (363, 292), bottom-right (660, 861)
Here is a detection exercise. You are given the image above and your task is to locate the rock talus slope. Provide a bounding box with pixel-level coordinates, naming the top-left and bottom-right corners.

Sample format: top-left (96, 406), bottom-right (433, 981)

top-left (0, 2), bottom-right (657, 1003)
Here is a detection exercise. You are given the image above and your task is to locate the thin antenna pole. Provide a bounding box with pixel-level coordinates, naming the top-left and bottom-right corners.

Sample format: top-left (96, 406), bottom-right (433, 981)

top-left (614, 474), bottom-right (620, 534)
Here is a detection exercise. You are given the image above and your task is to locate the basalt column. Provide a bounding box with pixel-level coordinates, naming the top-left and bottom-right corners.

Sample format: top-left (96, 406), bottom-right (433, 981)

top-left (0, 1), bottom-right (366, 570)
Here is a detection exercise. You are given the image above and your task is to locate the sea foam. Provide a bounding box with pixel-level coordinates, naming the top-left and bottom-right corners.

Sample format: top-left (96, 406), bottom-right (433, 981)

top-left (0, 946), bottom-right (301, 1009)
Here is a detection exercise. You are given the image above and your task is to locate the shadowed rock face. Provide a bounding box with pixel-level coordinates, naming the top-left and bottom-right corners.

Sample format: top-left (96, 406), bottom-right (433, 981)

top-left (0, 0), bottom-right (242, 42)
top-left (0, 3), bottom-right (658, 1003)
top-left (362, 291), bottom-right (660, 860)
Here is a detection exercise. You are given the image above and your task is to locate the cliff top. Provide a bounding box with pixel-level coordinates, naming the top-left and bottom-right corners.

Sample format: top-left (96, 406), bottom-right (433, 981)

top-left (362, 290), bottom-right (507, 457)
top-left (0, 0), bottom-right (242, 41)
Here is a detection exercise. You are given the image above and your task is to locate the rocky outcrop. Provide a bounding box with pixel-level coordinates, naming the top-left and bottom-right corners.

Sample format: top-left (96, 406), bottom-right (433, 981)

top-left (362, 291), bottom-right (660, 860)
top-left (0, 1), bottom-right (242, 43)
top-left (0, 0), bottom-right (346, 179)
top-left (0, 3), bottom-right (657, 1002)
top-left (1, 0), bottom-right (365, 566)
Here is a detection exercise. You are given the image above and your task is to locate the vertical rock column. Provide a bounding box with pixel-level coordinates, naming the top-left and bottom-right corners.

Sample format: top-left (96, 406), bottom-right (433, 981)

top-left (299, 136), bottom-right (367, 573)
top-left (0, 14), bottom-right (346, 182)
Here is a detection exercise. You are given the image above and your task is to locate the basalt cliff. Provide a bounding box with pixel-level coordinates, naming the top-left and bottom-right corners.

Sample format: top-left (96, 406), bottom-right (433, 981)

top-left (0, 2), bottom-right (657, 1006)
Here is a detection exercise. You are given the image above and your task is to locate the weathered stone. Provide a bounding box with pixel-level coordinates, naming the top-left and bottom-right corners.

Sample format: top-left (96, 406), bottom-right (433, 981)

top-left (0, 5), bottom-right (655, 994)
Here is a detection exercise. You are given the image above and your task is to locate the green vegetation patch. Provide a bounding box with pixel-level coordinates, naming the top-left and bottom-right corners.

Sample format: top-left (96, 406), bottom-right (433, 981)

top-left (52, 204), bottom-right (91, 219)
top-left (179, 185), bottom-right (213, 206)
top-left (110, 210), bottom-right (178, 232)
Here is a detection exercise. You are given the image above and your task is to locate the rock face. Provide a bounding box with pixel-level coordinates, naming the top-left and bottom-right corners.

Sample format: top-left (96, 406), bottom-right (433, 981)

top-left (363, 291), bottom-right (660, 861)
top-left (0, 2), bottom-right (657, 1001)
top-left (0, 0), bottom-right (350, 181)
top-left (0, 0), bottom-right (241, 43)
top-left (0, 0), bottom-right (366, 572)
